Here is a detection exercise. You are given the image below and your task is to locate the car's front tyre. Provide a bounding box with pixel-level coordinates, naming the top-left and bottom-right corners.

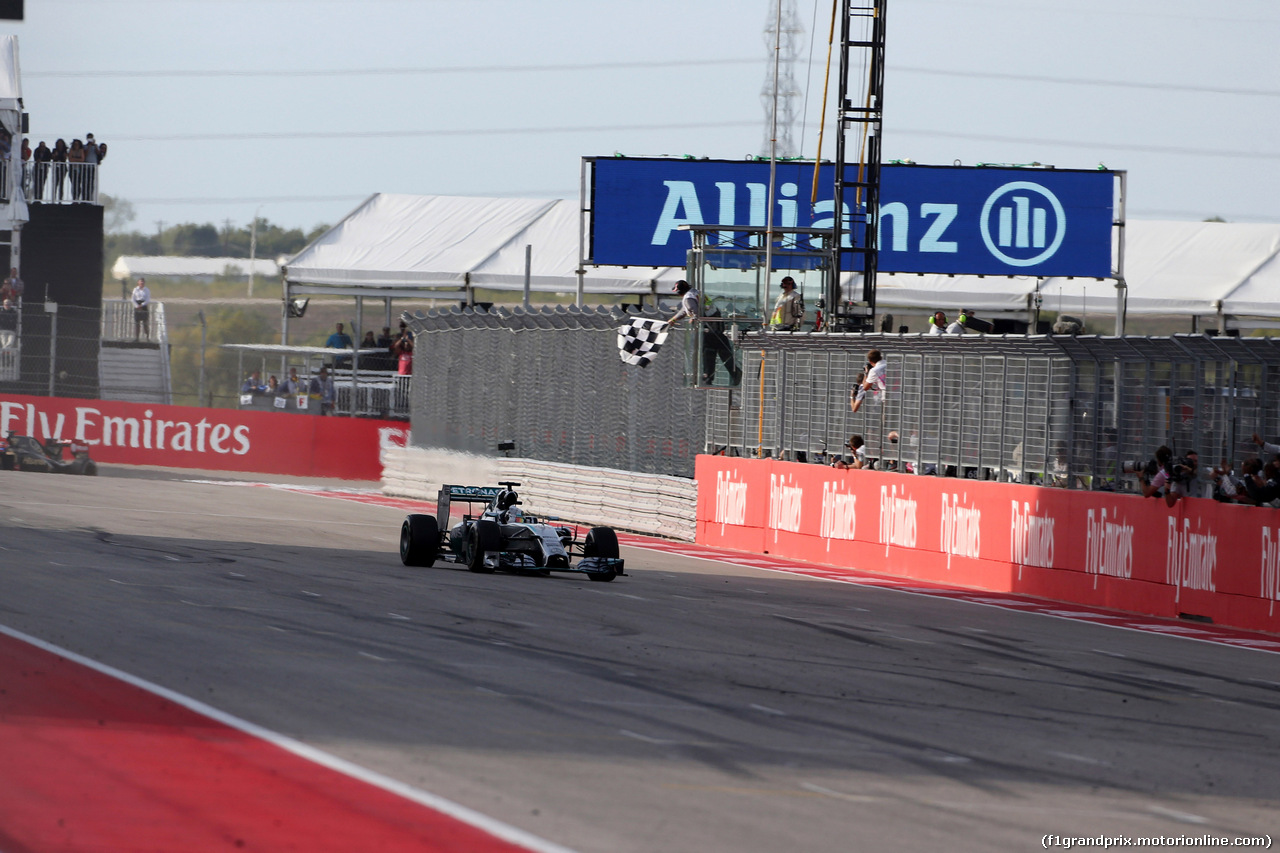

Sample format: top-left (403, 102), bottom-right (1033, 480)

top-left (468, 519), bottom-right (501, 573)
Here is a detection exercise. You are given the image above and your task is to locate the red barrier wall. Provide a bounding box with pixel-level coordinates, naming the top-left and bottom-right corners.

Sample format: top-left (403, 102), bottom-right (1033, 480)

top-left (696, 455), bottom-right (1280, 635)
top-left (0, 394), bottom-right (408, 481)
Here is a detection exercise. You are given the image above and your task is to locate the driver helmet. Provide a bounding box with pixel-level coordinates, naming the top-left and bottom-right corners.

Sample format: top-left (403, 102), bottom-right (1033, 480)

top-left (496, 488), bottom-right (519, 511)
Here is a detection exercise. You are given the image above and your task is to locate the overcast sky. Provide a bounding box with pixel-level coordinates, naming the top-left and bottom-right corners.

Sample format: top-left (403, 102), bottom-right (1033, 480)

top-left (10, 0), bottom-right (1278, 234)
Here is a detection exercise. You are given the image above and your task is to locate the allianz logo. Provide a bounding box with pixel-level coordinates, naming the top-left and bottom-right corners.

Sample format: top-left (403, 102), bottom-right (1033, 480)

top-left (1085, 508), bottom-right (1133, 579)
top-left (820, 481), bottom-right (857, 541)
top-left (1166, 518), bottom-right (1216, 592)
top-left (940, 493), bottom-right (981, 560)
top-left (714, 470), bottom-right (748, 526)
top-left (769, 473), bottom-right (803, 534)
top-left (1011, 500), bottom-right (1055, 569)
top-left (979, 181), bottom-right (1067, 267)
top-left (649, 179), bottom-right (1067, 266)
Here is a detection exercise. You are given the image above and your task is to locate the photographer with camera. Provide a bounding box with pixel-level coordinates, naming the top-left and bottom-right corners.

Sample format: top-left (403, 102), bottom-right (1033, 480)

top-left (1136, 445), bottom-right (1192, 507)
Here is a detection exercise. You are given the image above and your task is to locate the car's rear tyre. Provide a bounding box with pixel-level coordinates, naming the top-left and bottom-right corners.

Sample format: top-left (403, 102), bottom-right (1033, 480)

top-left (583, 527), bottom-right (619, 559)
top-left (468, 519), bottom-right (500, 573)
top-left (400, 514), bottom-right (439, 567)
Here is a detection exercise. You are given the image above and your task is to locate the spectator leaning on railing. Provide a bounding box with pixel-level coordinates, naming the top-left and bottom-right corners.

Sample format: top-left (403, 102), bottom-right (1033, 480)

top-left (51, 139), bottom-right (67, 201)
top-left (31, 140), bottom-right (50, 199)
top-left (0, 267), bottom-right (20, 302)
top-left (310, 366), bottom-right (336, 415)
top-left (83, 132), bottom-right (99, 198)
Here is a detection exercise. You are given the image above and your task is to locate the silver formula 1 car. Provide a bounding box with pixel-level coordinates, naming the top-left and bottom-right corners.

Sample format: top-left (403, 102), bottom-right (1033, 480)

top-left (399, 482), bottom-right (626, 582)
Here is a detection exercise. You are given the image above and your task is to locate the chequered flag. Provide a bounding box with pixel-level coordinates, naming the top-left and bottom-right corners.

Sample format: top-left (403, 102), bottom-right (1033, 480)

top-left (617, 318), bottom-right (669, 367)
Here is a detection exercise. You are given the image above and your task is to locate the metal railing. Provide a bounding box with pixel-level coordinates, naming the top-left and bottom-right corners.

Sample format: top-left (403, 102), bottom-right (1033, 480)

top-left (102, 299), bottom-right (166, 345)
top-left (15, 161), bottom-right (101, 205)
top-left (335, 372), bottom-right (412, 418)
top-left (0, 342), bottom-right (17, 382)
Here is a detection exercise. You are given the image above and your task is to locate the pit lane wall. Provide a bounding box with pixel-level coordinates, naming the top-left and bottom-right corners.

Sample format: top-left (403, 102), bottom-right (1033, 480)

top-left (0, 393), bottom-right (408, 480)
top-left (697, 455), bottom-right (1280, 635)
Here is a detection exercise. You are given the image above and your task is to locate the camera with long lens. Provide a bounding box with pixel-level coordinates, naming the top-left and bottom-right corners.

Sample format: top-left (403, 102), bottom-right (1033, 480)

top-left (1122, 459), bottom-right (1159, 480)
top-left (1168, 456), bottom-right (1196, 484)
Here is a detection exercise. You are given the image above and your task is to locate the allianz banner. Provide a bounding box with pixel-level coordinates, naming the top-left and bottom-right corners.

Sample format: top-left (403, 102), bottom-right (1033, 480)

top-left (588, 157), bottom-right (1116, 278)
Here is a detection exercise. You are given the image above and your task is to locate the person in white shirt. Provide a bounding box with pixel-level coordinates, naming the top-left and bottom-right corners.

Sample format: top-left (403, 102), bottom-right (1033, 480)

top-left (946, 308), bottom-right (974, 335)
top-left (131, 277), bottom-right (151, 341)
top-left (850, 349), bottom-right (887, 413)
top-left (832, 435), bottom-right (867, 470)
top-left (928, 310), bottom-right (948, 335)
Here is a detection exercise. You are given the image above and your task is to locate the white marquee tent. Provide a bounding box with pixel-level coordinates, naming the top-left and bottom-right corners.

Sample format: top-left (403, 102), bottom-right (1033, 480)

top-left (112, 256), bottom-right (281, 281)
top-left (0, 36), bottom-right (27, 228)
top-left (282, 193), bottom-right (680, 299)
top-left (874, 220), bottom-right (1280, 325)
top-left (284, 193), bottom-right (1280, 326)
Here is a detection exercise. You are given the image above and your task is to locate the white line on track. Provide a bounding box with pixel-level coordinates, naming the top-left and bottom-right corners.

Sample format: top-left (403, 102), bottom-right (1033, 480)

top-left (799, 782), bottom-right (884, 803)
top-left (1047, 751), bottom-right (1110, 766)
top-left (1147, 805), bottom-right (1209, 825)
top-left (619, 729), bottom-right (671, 745)
top-left (0, 623), bottom-right (578, 853)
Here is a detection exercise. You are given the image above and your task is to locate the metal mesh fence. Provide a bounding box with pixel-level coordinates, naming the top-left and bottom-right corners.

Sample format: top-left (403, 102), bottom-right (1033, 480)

top-left (0, 302), bottom-right (107, 399)
top-left (706, 332), bottom-right (1280, 490)
top-left (405, 305), bottom-right (706, 477)
top-left (8, 292), bottom-right (1279, 492)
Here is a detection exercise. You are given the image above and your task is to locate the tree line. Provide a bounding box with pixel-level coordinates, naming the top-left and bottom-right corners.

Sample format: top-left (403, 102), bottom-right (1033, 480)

top-left (101, 194), bottom-right (329, 271)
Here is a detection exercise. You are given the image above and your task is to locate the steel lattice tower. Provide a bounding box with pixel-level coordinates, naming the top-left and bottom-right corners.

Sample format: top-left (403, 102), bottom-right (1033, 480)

top-left (760, 0), bottom-right (804, 159)
top-left (831, 0), bottom-right (886, 330)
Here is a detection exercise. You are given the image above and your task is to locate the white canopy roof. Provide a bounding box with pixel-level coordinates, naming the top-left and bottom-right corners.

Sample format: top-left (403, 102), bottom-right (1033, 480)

top-left (112, 255), bottom-right (281, 280)
top-left (284, 193), bottom-right (1280, 319)
top-left (871, 220), bottom-right (1280, 320)
top-left (283, 194), bottom-right (678, 296)
top-left (0, 36), bottom-right (20, 106)
top-left (0, 36), bottom-right (25, 229)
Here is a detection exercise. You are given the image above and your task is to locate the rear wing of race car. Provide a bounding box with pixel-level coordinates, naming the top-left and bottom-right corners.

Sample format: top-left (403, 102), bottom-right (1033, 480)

top-left (436, 485), bottom-right (500, 531)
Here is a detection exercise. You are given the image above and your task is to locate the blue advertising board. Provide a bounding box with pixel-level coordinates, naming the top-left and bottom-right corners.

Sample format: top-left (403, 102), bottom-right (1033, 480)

top-left (588, 158), bottom-right (1116, 278)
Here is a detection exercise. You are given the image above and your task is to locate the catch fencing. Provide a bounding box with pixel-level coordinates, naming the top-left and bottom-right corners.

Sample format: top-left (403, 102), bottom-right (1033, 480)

top-left (404, 305), bottom-right (705, 477)
top-left (0, 301), bottom-right (110, 399)
top-left (403, 307), bottom-right (1280, 489)
top-left (708, 332), bottom-right (1280, 489)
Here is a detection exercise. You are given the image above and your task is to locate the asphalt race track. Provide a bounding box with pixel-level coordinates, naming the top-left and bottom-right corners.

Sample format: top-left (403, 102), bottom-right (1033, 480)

top-left (1, 468), bottom-right (1277, 852)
